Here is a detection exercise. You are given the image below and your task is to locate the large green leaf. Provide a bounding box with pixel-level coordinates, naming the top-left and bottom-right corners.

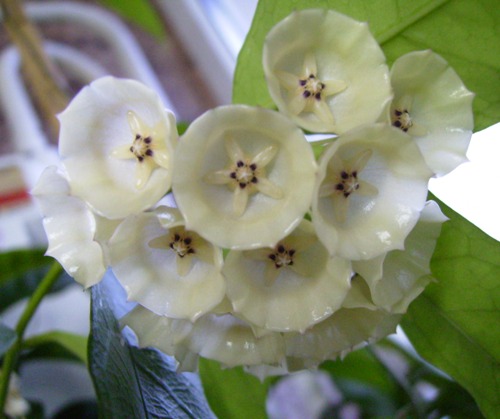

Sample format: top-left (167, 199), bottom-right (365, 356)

top-left (88, 277), bottom-right (214, 418)
top-left (233, 0), bottom-right (499, 131)
top-left (22, 331), bottom-right (88, 365)
top-left (401, 197), bottom-right (500, 418)
top-left (199, 359), bottom-right (270, 419)
top-left (0, 250), bottom-right (70, 312)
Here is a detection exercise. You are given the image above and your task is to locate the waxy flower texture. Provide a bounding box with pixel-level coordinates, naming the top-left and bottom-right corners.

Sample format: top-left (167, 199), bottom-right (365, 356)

top-left (34, 8), bottom-right (473, 376)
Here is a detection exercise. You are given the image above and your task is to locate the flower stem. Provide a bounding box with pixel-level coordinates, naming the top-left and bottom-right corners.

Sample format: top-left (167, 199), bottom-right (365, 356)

top-left (0, 261), bottom-right (63, 416)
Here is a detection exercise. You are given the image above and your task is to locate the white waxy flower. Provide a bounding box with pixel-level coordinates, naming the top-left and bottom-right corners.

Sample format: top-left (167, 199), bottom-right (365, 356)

top-left (389, 50), bottom-right (474, 176)
top-left (108, 207), bottom-right (225, 321)
top-left (350, 200), bottom-right (447, 313)
top-left (223, 220), bottom-right (352, 333)
top-left (58, 76), bottom-right (178, 219)
top-left (172, 105), bottom-right (317, 250)
top-left (263, 9), bottom-right (392, 133)
top-left (122, 305), bottom-right (285, 369)
top-left (312, 123), bottom-right (433, 260)
top-left (32, 166), bottom-right (113, 288)
top-left (285, 307), bottom-right (401, 369)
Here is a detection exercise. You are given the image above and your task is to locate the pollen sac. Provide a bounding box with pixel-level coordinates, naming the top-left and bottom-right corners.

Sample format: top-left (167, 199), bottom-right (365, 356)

top-left (172, 104), bottom-right (317, 250)
top-left (263, 9), bottom-right (392, 134)
top-left (58, 76), bottom-right (178, 219)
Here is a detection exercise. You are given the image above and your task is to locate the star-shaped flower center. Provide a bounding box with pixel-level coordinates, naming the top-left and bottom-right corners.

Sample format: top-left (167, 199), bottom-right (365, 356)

top-left (268, 243), bottom-right (295, 269)
top-left (149, 227), bottom-right (214, 277)
top-left (111, 110), bottom-right (170, 189)
top-left (204, 137), bottom-right (284, 217)
top-left (391, 95), bottom-right (428, 137)
top-left (319, 149), bottom-right (378, 223)
top-left (277, 52), bottom-right (347, 126)
top-left (246, 232), bottom-right (317, 286)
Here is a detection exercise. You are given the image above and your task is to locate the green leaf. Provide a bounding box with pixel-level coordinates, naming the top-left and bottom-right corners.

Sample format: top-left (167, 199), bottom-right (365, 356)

top-left (97, 0), bottom-right (165, 38)
top-left (233, 0), bottom-right (499, 131)
top-left (401, 197), bottom-right (500, 418)
top-left (199, 358), bottom-right (270, 419)
top-left (0, 250), bottom-right (70, 313)
top-left (88, 278), bottom-right (214, 418)
top-left (0, 322), bottom-right (16, 357)
top-left (22, 331), bottom-right (88, 365)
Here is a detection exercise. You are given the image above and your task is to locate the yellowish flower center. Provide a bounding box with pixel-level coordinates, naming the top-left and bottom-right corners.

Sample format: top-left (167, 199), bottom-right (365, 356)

top-left (268, 243), bottom-right (295, 269)
top-left (392, 108), bottom-right (413, 132)
top-left (335, 170), bottom-right (360, 198)
top-left (300, 74), bottom-right (326, 101)
top-left (169, 232), bottom-right (195, 258)
top-left (129, 134), bottom-right (154, 162)
top-left (230, 160), bottom-right (259, 190)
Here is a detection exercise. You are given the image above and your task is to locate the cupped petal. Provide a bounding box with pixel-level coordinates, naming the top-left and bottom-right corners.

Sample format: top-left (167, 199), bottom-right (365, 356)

top-left (120, 305), bottom-right (198, 371)
top-left (285, 307), bottom-right (401, 366)
top-left (312, 123), bottom-right (433, 260)
top-left (390, 50), bottom-right (474, 176)
top-left (122, 306), bottom-right (285, 369)
top-left (172, 105), bottom-right (317, 250)
top-left (58, 76), bottom-right (178, 219)
top-left (223, 220), bottom-right (352, 333)
top-left (108, 207), bottom-right (225, 321)
top-left (32, 166), bottom-right (108, 288)
top-left (352, 200), bottom-right (447, 313)
top-left (263, 9), bottom-right (392, 133)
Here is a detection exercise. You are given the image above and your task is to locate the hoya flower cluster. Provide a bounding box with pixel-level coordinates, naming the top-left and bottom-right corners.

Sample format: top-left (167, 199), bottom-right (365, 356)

top-left (34, 9), bottom-right (473, 376)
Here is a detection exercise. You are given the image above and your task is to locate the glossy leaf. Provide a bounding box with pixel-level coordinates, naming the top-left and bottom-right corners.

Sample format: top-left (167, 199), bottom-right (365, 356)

top-left (199, 358), bottom-right (270, 419)
top-left (97, 0), bottom-right (165, 38)
top-left (401, 197), bottom-right (500, 418)
top-left (88, 277), bottom-right (214, 418)
top-left (233, 0), bottom-right (499, 131)
top-left (22, 331), bottom-right (88, 365)
top-left (0, 250), bottom-right (70, 313)
top-left (0, 322), bottom-right (16, 357)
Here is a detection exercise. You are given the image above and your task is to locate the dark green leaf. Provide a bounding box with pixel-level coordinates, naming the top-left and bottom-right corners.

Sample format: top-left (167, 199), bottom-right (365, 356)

top-left (0, 322), bottom-right (16, 357)
top-left (97, 0), bottom-right (165, 38)
top-left (22, 331), bottom-right (88, 365)
top-left (402, 197), bottom-right (500, 418)
top-left (0, 250), bottom-right (70, 312)
top-left (233, 0), bottom-right (499, 131)
top-left (89, 278), bottom-right (214, 418)
top-left (199, 358), bottom-right (270, 419)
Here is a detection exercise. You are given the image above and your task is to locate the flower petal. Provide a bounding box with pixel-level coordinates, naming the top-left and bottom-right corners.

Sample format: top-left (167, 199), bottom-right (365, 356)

top-left (32, 167), bottom-right (108, 288)
top-left (108, 208), bottom-right (225, 321)
top-left (172, 105), bottom-right (317, 250)
top-left (223, 220), bottom-right (352, 333)
top-left (263, 9), bottom-right (392, 133)
top-left (390, 50), bottom-right (474, 176)
top-left (58, 76), bottom-right (178, 219)
top-left (312, 123), bottom-right (433, 260)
